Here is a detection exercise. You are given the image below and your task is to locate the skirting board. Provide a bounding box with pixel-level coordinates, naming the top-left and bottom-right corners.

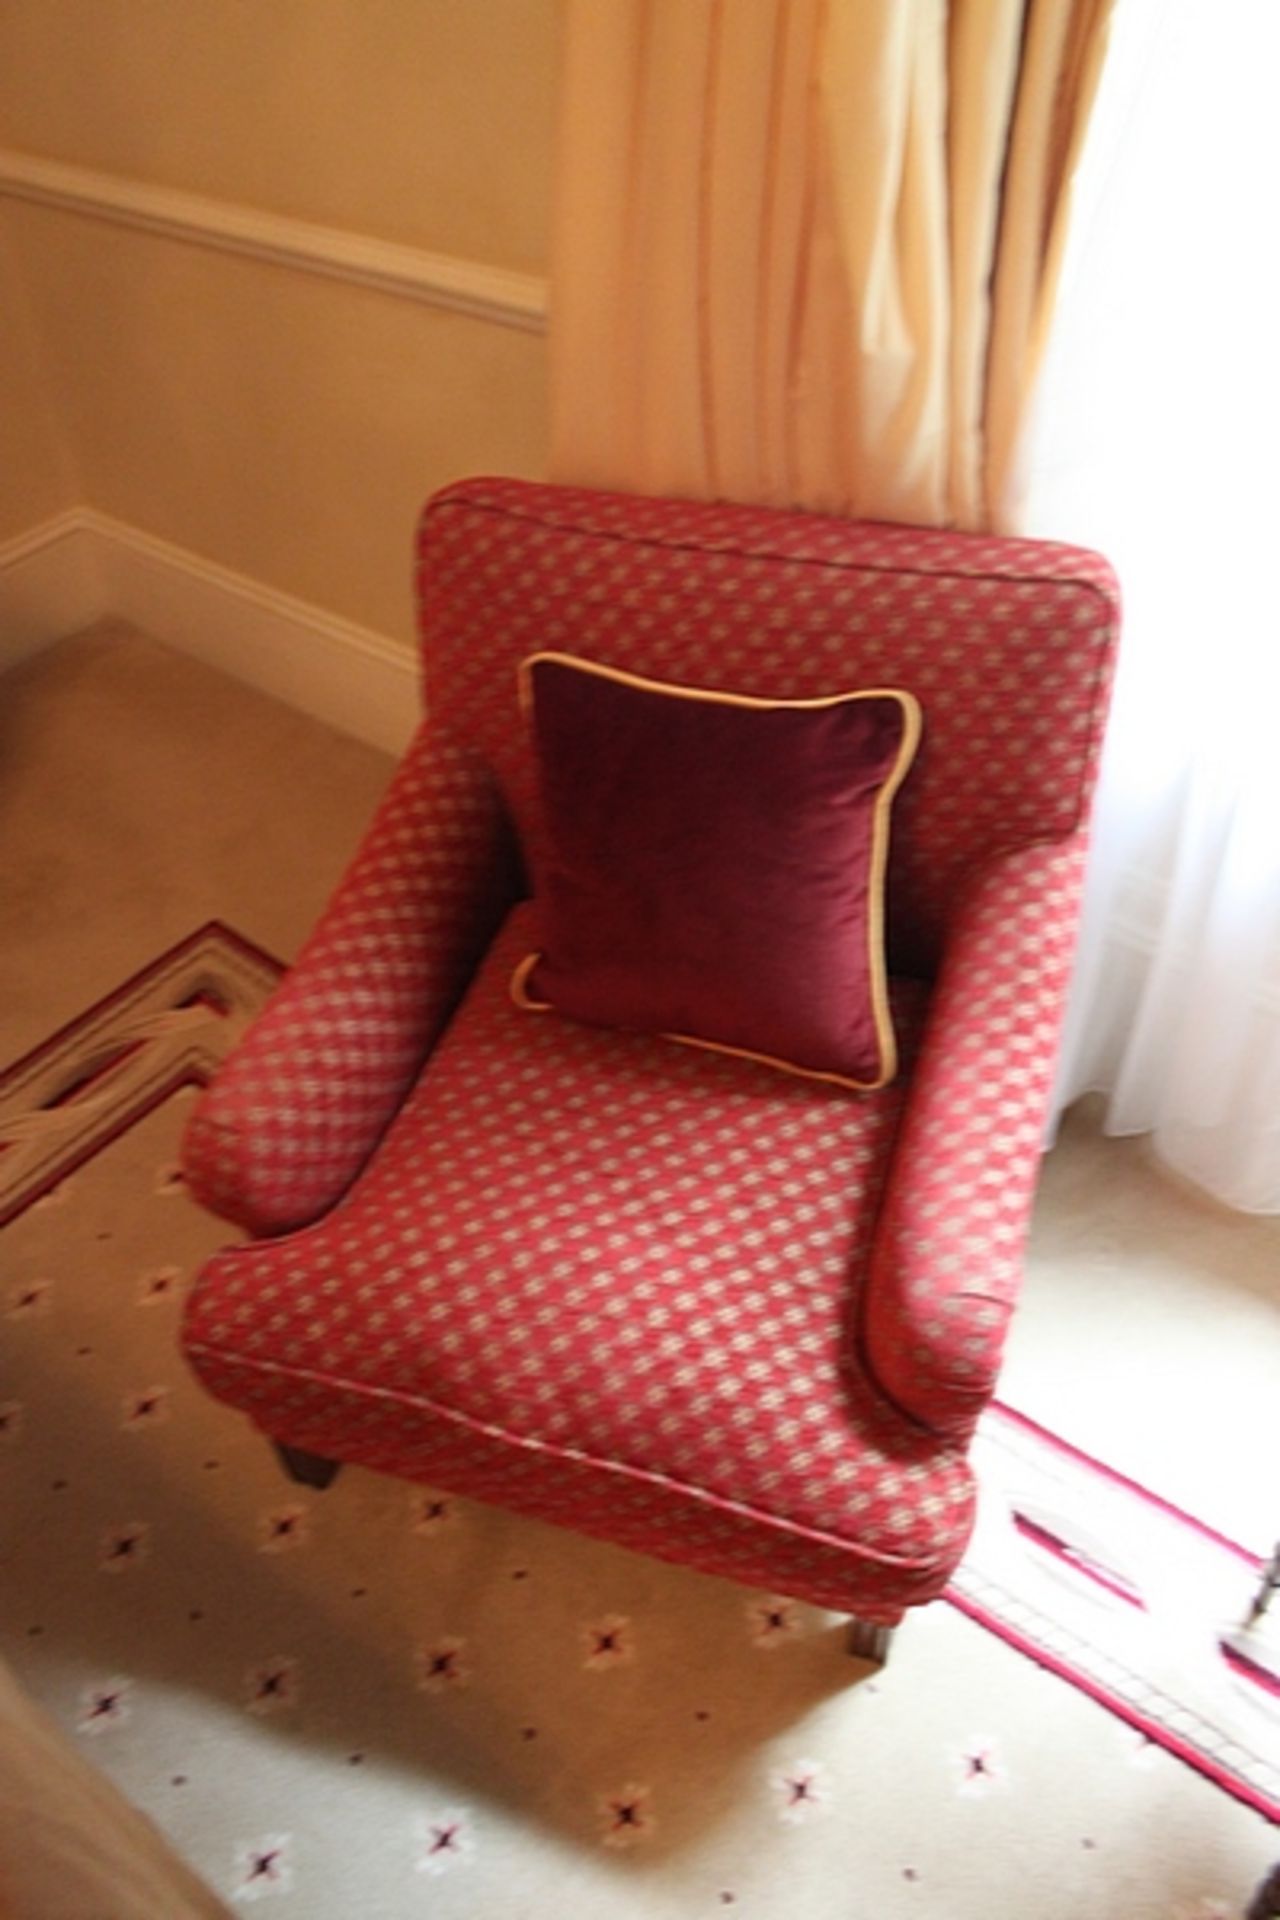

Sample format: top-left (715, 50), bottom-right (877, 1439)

top-left (0, 511), bottom-right (418, 756)
top-left (0, 513), bottom-right (105, 668)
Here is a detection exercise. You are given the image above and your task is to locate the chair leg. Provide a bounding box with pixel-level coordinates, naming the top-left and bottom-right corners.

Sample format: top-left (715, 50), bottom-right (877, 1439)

top-left (1246, 1862), bottom-right (1280, 1920)
top-left (273, 1442), bottom-right (342, 1490)
top-left (846, 1617), bottom-right (896, 1666)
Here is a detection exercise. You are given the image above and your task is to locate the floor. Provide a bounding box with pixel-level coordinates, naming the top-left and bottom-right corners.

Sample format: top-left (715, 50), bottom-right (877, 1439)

top-left (0, 621), bottom-right (392, 1065)
top-left (1006, 1103), bottom-right (1278, 1554)
top-left (1, 624), bottom-right (1276, 1918)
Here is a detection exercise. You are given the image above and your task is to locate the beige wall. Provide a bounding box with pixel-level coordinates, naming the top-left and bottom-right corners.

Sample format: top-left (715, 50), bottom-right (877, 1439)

top-left (0, 0), bottom-right (556, 641)
top-left (0, 216), bottom-right (78, 542)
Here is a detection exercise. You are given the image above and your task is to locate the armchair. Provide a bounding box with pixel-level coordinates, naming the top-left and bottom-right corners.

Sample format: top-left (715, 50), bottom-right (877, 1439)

top-left (180, 478), bottom-right (1119, 1656)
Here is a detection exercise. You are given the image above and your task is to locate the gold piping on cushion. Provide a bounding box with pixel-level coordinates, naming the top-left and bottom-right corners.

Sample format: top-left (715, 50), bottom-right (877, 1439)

top-left (512, 945), bottom-right (899, 1093)
top-left (510, 950), bottom-right (553, 1012)
top-left (512, 652), bottom-right (922, 1094)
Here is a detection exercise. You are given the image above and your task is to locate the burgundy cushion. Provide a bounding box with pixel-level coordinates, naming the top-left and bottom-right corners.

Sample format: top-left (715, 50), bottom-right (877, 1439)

top-left (511, 653), bottom-right (921, 1090)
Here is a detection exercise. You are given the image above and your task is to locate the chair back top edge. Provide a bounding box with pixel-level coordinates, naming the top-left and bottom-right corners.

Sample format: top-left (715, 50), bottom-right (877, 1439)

top-left (415, 477), bottom-right (1120, 968)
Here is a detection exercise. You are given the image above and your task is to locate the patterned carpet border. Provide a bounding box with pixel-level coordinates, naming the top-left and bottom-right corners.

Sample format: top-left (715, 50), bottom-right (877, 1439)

top-left (3, 925), bottom-right (1275, 1829)
top-left (961, 1406), bottom-right (1276, 1824)
top-left (0, 922), bottom-right (282, 1228)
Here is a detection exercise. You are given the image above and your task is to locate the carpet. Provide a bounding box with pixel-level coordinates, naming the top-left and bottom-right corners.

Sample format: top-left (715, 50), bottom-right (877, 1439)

top-left (960, 1413), bottom-right (1277, 1823)
top-left (1, 927), bottom-right (1275, 1916)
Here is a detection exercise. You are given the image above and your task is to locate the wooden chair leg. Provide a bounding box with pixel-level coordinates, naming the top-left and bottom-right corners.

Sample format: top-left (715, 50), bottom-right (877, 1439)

top-left (847, 1617), bottom-right (896, 1666)
top-left (273, 1442), bottom-right (342, 1490)
top-left (1246, 1862), bottom-right (1280, 1920)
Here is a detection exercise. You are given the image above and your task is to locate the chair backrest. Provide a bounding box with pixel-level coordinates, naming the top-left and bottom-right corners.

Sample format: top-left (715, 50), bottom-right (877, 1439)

top-left (416, 478), bottom-right (1120, 974)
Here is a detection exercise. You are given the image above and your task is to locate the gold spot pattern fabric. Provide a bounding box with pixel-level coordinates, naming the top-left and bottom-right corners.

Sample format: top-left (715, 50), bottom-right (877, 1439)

top-left (180, 479), bottom-right (1119, 1624)
top-left (181, 725), bottom-right (515, 1237)
top-left (186, 909), bottom-right (967, 1618)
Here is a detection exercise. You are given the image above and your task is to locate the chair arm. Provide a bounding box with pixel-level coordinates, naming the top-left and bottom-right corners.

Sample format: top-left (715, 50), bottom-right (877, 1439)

top-left (182, 722), bottom-right (518, 1236)
top-left (860, 836), bottom-right (1089, 1440)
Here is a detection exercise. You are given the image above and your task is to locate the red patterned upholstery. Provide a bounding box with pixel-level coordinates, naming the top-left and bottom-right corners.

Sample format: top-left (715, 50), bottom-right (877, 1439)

top-left (182, 724), bottom-right (516, 1237)
top-left (181, 478), bottom-right (1119, 1626)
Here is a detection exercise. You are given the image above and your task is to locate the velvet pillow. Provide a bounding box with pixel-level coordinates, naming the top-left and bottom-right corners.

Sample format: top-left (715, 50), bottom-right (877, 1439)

top-left (511, 653), bottom-right (921, 1091)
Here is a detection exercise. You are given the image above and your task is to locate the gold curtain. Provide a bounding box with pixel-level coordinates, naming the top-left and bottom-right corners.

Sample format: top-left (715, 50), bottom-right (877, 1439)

top-left (550, 0), bottom-right (1113, 531)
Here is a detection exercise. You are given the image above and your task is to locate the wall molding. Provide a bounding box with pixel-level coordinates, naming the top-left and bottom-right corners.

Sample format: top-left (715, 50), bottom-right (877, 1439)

top-left (0, 147), bottom-right (548, 333)
top-left (1, 510), bottom-right (418, 756)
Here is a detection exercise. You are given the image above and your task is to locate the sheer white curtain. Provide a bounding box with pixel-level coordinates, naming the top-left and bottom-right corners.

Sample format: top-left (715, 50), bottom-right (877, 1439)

top-left (1013, 0), bottom-right (1280, 1212)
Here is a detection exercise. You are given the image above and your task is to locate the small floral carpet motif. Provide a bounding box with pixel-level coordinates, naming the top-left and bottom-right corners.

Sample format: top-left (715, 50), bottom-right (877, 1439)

top-left (0, 928), bottom-right (1273, 1917)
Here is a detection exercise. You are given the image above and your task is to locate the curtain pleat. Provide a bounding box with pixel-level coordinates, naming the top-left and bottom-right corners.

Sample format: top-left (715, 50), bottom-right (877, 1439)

top-left (984, 0), bottom-right (1114, 526)
top-left (551, 0), bottom-right (1114, 532)
top-left (945, 0), bottom-right (1024, 527)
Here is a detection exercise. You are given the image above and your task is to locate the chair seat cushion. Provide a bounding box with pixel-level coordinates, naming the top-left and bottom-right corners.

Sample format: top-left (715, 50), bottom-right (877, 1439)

top-left (183, 905), bottom-right (976, 1617)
